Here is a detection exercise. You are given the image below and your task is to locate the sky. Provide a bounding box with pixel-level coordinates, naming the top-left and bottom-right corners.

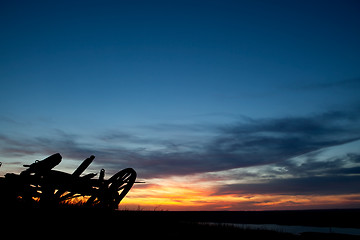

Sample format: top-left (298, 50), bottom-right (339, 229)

top-left (1, 0), bottom-right (360, 210)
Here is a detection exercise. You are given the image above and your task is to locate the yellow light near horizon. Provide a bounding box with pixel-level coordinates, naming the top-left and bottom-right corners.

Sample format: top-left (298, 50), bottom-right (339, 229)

top-left (120, 176), bottom-right (360, 211)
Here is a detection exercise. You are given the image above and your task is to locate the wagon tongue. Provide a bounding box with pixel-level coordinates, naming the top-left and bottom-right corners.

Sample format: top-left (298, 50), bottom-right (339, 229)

top-left (72, 155), bottom-right (95, 177)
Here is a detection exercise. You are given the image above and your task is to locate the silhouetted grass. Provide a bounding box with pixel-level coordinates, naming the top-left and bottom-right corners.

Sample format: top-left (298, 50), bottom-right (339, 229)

top-left (2, 208), bottom-right (359, 240)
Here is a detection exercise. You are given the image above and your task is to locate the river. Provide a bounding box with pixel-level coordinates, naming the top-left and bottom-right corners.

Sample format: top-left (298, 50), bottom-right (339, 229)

top-left (199, 222), bottom-right (360, 236)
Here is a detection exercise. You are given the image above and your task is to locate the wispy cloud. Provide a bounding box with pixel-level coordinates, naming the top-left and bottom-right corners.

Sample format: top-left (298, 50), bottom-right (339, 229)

top-left (214, 174), bottom-right (360, 196)
top-left (213, 152), bottom-right (360, 196)
top-left (1, 109), bottom-right (360, 180)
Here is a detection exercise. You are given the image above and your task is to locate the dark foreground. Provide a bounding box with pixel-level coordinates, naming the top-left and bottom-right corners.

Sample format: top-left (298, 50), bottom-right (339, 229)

top-left (2, 208), bottom-right (360, 240)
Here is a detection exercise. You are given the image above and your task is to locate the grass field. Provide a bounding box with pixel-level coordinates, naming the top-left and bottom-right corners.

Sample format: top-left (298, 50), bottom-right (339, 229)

top-left (2, 208), bottom-right (359, 240)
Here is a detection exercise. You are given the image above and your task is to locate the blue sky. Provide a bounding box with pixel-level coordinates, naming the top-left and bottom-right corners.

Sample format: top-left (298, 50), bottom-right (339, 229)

top-left (2, 1), bottom-right (360, 130)
top-left (1, 1), bottom-right (360, 209)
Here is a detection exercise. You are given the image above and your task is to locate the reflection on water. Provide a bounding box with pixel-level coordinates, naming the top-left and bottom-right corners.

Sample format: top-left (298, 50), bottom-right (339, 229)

top-left (199, 222), bottom-right (360, 236)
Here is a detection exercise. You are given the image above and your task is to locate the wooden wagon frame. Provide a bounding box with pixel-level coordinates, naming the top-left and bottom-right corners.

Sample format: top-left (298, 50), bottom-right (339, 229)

top-left (1, 153), bottom-right (137, 209)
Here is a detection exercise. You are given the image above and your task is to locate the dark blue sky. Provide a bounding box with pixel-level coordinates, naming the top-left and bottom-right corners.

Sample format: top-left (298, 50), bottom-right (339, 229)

top-left (2, 1), bottom-right (360, 126)
top-left (1, 0), bottom-right (360, 209)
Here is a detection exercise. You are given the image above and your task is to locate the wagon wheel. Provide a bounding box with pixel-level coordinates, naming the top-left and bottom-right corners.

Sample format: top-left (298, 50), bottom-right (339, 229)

top-left (97, 168), bottom-right (136, 208)
top-left (85, 168), bottom-right (136, 208)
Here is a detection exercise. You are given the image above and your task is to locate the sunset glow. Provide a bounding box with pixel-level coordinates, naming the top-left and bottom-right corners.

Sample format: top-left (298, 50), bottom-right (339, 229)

top-left (122, 183), bottom-right (360, 211)
top-left (120, 173), bottom-right (360, 211)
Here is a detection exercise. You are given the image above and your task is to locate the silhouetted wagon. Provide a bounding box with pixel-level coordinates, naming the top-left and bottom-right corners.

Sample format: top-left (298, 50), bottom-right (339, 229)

top-left (1, 153), bottom-right (137, 209)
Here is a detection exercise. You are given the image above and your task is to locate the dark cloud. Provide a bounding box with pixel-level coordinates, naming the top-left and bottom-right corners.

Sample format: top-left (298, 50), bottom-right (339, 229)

top-left (213, 151), bottom-right (360, 196)
top-left (1, 109), bottom-right (360, 179)
top-left (214, 174), bottom-right (360, 196)
top-left (203, 110), bottom-right (360, 170)
top-left (272, 152), bottom-right (360, 178)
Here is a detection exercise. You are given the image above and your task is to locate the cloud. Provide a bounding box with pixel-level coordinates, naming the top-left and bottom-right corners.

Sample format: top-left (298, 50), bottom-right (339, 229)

top-left (204, 109), bottom-right (360, 167)
top-left (212, 149), bottom-right (360, 196)
top-left (213, 174), bottom-right (360, 196)
top-left (271, 151), bottom-right (360, 177)
top-left (1, 109), bottom-right (360, 179)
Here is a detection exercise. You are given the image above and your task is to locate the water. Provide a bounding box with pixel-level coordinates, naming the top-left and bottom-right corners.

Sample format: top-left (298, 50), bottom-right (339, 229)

top-left (199, 222), bottom-right (360, 236)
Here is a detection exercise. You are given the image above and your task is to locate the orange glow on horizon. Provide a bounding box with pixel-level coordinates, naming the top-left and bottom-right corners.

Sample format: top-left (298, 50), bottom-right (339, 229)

top-left (119, 176), bottom-right (360, 211)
